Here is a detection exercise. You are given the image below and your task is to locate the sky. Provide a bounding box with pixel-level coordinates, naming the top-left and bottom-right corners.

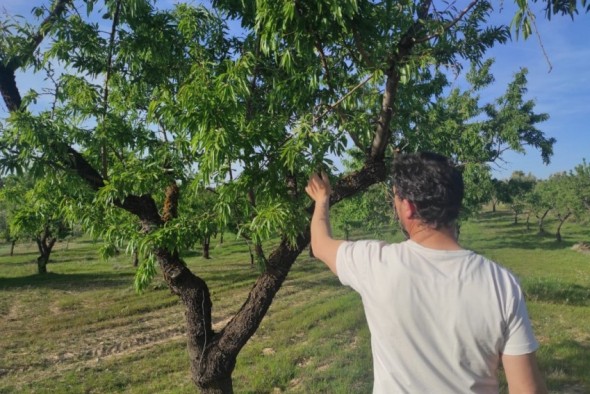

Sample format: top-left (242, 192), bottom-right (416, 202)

top-left (1, 1), bottom-right (589, 180)
top-left (482, 3), bottom-right (590, 180)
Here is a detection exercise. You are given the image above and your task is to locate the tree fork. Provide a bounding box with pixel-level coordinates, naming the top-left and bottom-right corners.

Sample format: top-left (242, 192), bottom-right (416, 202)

top-left (199, 160), bottom-right (389, 392)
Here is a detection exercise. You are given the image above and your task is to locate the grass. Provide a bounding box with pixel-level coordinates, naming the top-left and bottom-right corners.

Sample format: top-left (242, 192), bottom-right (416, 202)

top-left (0, 209), bottom-right (589, 393)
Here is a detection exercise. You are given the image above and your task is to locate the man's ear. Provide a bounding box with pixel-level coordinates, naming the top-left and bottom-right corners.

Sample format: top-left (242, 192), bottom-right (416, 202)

top-left (400, 198), bottom-right (416, 220)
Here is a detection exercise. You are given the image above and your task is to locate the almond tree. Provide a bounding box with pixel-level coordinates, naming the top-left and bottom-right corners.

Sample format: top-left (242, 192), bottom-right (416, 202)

top-left (0, 1), bottom-right (559, 391)
top-left (540, 163), bottom-right (590, 242)
top-left (0, 174), bottom-right (72, 273)
top-left (527, 180), bottom-right (554, 234)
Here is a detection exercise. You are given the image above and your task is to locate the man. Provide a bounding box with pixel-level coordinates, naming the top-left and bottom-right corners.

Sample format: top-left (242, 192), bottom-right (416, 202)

top-left (305, 152), bottom-right (547, 393)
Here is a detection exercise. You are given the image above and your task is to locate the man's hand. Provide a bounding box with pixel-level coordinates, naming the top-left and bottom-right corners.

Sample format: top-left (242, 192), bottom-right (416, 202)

top-left (305, 172), bottom-right (332, 203)
top-left (305, 171), bottom-right (342, 274)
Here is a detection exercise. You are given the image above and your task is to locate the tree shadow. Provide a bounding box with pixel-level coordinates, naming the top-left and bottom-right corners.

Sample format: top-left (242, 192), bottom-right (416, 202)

top-left (522, 279), bottom-right (590, 306)
top-left (490, 236), bottom-right (575, 251)
top-left (541, 339), bottom-right (590, 392)
top-left (470, 212), bottom-right (587, 251)
top-left (0, 272), bottom-right (135, 291)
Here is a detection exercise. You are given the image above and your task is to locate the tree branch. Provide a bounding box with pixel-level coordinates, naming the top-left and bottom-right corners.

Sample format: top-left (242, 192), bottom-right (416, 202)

top-left (214, 158), bottom-right (387, 360)
top-left (100, 0), bottom-right (122, 179)
top-left (7, 0), bottom-right (72, 71)
top-left (413, 0), bottom-right (480, 44)
top-left (0, 0), bottom-right (72, 112)
top-left (313, 73), bottom-right (375, 125)
top-left (370, 0), bottom-right (433, 160)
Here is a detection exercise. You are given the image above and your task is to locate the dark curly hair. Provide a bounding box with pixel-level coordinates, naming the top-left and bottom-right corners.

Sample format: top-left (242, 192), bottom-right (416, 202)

top-left (391, 152), bottom-right (464, 229)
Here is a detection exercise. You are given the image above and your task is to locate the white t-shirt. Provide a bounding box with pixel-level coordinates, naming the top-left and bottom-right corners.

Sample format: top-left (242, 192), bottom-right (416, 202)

top-left (336, 239), bottom-right (539, 394)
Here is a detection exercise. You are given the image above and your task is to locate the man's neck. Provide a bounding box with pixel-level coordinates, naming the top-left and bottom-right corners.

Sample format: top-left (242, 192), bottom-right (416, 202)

top-left (408, 224), bottom-right (462, 251)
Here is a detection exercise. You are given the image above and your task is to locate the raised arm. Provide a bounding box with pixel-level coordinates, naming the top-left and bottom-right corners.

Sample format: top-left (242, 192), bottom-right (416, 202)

top-left (305, 172), bottom-right (344, 274)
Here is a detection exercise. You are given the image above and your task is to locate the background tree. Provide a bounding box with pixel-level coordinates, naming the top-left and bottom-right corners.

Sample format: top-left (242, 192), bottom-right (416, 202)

top-left (0, 183), bottom-right (18, 255)
top-left (331, 149), bottom-right (396, 240)
top-left (541, 172), bottom-right (583, 242)
top-left (571, 160), bottom-right (590, 218)
top-left (0, 174), bottom-right (72, 274)
top-left (489, 177), bottom-right (511, 212)
top-left (502, 171), bottom-right (536, 224)
top-left (332, 183), bottom-right (396, 241)
top-left (0, 1), bottom-right (558, 392)
top-left (527, 180), bottom-right (554, 234)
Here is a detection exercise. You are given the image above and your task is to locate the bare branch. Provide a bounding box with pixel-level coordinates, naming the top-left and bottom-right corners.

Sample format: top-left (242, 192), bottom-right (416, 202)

top-left (370, 0), bottom-right (434, 160)
top-left (414, 0), bottom-right (480, 44)
top-left (100, 0), bottom-right (122, 179)
top-left (313, 73), bottom-right (375, 124)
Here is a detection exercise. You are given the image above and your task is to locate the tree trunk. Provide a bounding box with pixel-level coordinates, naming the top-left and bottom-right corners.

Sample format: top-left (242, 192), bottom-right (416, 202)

top-left (245, 240), bottom-right (255, 266)
top-left (536, 208), bottom-right (550, 235)
top-left (35, 229), bottom-right (57, 275)
top-left (37, 253), bottom-right (48, 274)
top-left (132, 247), bottom-right (139, 267)
top-left (10, 239), bottom-right (16, 256)
top-left (492, 201), bottom-right (496, 212)
top-left (153, 160), bottom-right (387, 393)
top-left (525, 212), bottom-right (531, 231)
top-left (555, 212), bottom-right (571, 242)
top-left (513, 211), bottom-right (518, 224)
top-left (203, 236), bottom-right (211, 259)
top-left (254, 242), bottom-right (265, 267)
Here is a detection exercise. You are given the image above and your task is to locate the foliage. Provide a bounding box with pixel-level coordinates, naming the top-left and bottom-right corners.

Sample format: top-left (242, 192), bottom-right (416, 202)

top-left (525, 180), bottom-right (554, 233)
top-left (506, 171), bottom-right (537, 222)
top-left (0, 173), bottom-right (73, 272)
top-left (0, 0), bottom-right (557, 286)
top-left (331, 182), bottom-right (396, 240)
top-left (571, 159), bottom-right (590, 219)
top-left (0, 174), bottom-right (70, 241)
top-left (527, 165), bottom-right (590, 241)
top-left (512, 0), bottom-right (590, 39)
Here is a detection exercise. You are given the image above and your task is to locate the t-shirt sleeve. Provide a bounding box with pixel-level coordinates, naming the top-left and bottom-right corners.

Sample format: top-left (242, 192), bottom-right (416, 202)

top-left (502, 279), bottom-right (540, 355)
top-left (336, 240), bottom-right (389, 294)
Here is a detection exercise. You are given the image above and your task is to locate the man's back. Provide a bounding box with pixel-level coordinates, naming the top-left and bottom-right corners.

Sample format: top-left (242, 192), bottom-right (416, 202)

top-left (336, 239), bottom-right (539, 393)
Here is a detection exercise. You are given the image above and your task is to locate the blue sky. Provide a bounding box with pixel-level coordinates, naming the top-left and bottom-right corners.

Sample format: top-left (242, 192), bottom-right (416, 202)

top-left (2, 1), bottom-right (588, 180)
top-left (482, 4), bottom-right (590, 180)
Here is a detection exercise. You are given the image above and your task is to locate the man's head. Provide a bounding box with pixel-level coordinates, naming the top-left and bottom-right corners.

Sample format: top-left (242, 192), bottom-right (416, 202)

top-left (391, 152), bottom-right (464, 229)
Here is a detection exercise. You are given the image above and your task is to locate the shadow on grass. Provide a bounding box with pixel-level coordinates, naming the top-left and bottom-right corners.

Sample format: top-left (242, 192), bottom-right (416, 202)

top-left (490, 237), bottom-right (575, 251)
top-left (0, 272), bottom-right (135, 291)
top-left (471, 211), bottom-right (587, 251)
top-left (522, 278), bottom-right (590, 306)
top-left (541, 339), bottom-right (590, 392)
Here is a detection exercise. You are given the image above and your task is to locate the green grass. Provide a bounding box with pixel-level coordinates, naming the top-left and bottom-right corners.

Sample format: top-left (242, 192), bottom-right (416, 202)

top-left (0, 210), bottom-right (589, 393)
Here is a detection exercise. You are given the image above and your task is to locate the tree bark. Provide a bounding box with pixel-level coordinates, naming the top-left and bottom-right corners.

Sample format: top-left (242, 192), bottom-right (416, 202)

top-left (536, 208), bottom-right (550, 235)
top-left (132, 247), bottom-right (139, 267)
top-left (35, 227), bottom-right (57, 275)
top-left (203, 236), bottom-right (211, 259)
top-left (254, 242), bottom-right (265, 266)
top-left (555, 212), bottom-right (571, 242)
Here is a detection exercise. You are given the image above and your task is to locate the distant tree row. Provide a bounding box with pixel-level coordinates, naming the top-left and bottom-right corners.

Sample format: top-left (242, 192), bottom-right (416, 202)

top-left (490, 161), bottom-right (590, 241)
